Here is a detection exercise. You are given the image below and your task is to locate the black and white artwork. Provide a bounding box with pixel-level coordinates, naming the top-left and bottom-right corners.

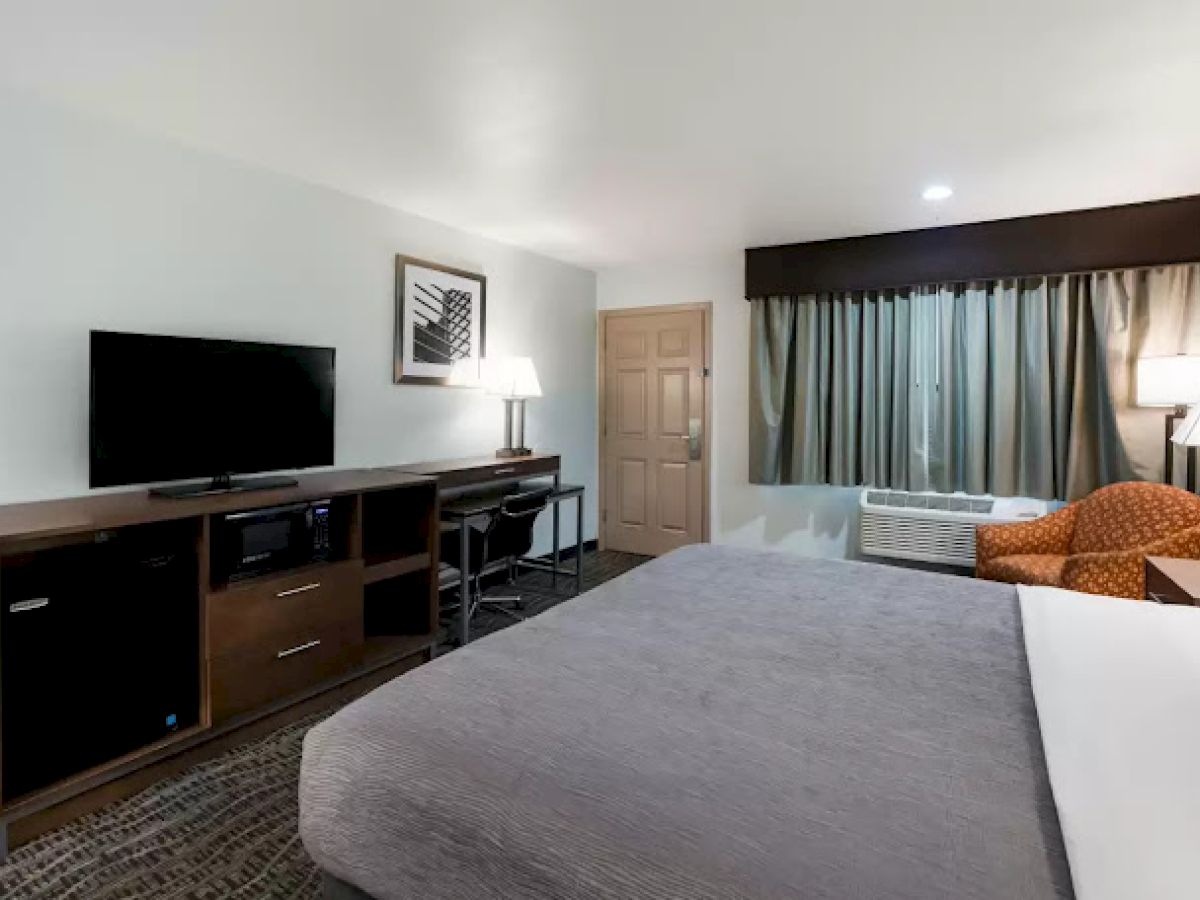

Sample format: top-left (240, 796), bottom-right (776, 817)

top-left (394, 255), bottom-right (486, 385)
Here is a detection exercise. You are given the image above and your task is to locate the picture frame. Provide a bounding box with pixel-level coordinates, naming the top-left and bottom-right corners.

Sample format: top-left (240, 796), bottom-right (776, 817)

top-left (393, 254), bottom-right (487, 385)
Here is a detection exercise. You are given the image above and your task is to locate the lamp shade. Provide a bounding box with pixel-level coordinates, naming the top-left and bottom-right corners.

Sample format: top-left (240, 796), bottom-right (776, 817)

top-left (480, 356), bottom-right (542, 399)
top-left (1136, 355), bottom-right (1200, 407)
top-left (1172, 405), bottom-right (1200, 447)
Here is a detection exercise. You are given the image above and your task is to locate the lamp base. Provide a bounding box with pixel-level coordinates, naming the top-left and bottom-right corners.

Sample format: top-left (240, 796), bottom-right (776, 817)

top-left (1167, 405), bottom-right (1189, 485)
top-left (498, 398), bottom-right (533, 459)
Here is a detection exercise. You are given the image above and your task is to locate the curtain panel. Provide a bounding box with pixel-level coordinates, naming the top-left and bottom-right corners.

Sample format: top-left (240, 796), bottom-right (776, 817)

top-left (749, 265), bottom-right (1200, 500)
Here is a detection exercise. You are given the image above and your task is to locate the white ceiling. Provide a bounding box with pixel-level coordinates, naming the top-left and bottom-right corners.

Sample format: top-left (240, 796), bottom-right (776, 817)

top-left (3, 0), bottom-right (1200, 269)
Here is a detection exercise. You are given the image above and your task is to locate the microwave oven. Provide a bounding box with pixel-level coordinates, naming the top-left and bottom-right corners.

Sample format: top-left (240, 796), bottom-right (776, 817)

top-left (214, 500), bottom-right (331, 581)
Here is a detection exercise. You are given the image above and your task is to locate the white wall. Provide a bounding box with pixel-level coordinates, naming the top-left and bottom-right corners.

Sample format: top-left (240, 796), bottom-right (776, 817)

top-left (597, 256), bottom-right (860, 559)
top-left (0, 90), bottom-right (597, 552)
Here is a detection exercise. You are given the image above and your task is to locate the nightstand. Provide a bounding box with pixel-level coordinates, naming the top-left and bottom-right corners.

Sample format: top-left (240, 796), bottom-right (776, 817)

top-left (1144, 556), bottom-right (1200, 605)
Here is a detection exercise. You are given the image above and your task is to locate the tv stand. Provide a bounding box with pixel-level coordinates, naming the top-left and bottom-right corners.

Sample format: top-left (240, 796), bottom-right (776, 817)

top-left (0, 468), bottom-right (440, 860)
top-left (150, 473), bottom-right (300, 499)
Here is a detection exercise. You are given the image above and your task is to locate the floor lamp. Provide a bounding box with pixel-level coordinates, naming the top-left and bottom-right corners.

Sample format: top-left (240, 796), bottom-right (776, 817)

top-left (1137, 355), bottom-right (1200, 490)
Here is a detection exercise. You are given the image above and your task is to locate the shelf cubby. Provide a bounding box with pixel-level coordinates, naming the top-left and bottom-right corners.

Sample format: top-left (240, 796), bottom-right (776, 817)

top-left (363, 552), bottom-right (432, 585)
top-left (361, 487), bottom-right (434, 566)
top-left (363, 568), bottom-right (436, 653)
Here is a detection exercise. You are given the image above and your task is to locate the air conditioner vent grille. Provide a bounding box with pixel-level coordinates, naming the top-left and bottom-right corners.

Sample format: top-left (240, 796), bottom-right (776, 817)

top-left (858, 490), bottom-right (1049, 567)
top-left (865, 490), bottom-right (994, 514)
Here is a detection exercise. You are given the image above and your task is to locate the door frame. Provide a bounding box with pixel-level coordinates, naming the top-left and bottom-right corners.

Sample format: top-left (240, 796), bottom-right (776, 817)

top-left (597, 302), bottom-right (713, 551)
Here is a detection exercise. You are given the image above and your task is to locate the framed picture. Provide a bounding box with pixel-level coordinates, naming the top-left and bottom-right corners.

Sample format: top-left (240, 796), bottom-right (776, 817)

top-left (394, 255), bottom-right (487, 385)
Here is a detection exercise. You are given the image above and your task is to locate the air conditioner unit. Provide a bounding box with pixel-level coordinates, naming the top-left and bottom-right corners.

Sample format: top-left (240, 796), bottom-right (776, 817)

top-left (859, 489), bottom-right (1052, 568)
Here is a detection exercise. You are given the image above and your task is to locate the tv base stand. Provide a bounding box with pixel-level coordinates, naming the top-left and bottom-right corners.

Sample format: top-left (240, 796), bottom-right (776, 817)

top-left (150, 473), bottom-right (301, 498)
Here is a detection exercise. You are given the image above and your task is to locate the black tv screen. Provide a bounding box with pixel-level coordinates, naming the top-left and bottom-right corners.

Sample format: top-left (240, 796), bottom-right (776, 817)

top-left (90, 331), bottom-right (335, 489)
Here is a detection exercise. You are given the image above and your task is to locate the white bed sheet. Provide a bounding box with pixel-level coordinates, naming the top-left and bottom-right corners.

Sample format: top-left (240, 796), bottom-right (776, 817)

top-left (1020, 585), bottom-right (1200, 900)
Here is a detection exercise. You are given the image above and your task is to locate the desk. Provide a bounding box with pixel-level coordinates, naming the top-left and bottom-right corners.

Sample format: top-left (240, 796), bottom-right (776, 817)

top-left (392, 453), bottom-right (566, 580)
top-left (391, 454), bottom-right (580, 646)
top-left (439, 484), bottom-right (585, 646)
top-left (392, 453), bottom-right (560, 491)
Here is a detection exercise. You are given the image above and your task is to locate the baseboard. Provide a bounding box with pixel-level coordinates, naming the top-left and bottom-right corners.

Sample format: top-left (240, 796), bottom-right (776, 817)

top-left (534, 538), bottom-right (597, 562)
top-left (858, 552), bottom-right (972, 577)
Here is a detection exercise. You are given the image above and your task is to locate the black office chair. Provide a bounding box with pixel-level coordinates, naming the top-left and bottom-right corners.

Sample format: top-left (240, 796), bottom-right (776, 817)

top-left (441, 485), bottom-right (553, 625)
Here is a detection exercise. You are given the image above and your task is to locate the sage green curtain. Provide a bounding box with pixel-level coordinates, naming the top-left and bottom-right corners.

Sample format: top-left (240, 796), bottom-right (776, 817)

top-left (749, 264), bottom-right (1200, 500)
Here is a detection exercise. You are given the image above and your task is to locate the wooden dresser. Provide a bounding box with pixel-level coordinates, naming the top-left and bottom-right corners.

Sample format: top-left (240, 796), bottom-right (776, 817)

top-left (0, 468), bottom-right (439, 857)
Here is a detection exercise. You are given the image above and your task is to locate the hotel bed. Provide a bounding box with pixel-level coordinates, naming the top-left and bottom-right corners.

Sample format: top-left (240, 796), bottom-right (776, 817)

top-left (300, 544), bottom-right (1200, 899)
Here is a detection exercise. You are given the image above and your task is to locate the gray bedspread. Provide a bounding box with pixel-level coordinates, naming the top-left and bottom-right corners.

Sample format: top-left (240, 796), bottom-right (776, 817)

top-left (300, 545), bottom-right (1073, 899)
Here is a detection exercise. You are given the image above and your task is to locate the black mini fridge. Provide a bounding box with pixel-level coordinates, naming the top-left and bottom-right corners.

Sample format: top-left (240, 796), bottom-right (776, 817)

top-left (1, 526), bottom-right (200, 801)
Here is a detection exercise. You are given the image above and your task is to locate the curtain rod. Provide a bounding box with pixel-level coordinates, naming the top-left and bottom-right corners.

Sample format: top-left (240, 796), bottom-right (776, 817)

top-left (744, 259), bottom-right (1200, 301)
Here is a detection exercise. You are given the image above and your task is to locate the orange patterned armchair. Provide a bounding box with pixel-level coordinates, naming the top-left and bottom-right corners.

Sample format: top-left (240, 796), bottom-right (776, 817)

top-left (976, 482), bottom-right (1200, 599)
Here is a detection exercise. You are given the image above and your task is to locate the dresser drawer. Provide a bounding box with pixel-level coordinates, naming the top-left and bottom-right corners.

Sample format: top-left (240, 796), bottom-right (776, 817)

top-left (208, 620), bottom-right (363, 723)
top-left (206, 561), bottom-right (363, 659)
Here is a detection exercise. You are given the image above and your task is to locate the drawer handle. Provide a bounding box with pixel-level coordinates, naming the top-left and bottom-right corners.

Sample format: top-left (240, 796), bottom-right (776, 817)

top-left (277, 582), bottom-right (321, 598)
top-left (9, 597), bottom-right (50, 613)
top-left (277, 639), bottom-right (321, 659)
top-left (493, 467), bottom-right (516, 475)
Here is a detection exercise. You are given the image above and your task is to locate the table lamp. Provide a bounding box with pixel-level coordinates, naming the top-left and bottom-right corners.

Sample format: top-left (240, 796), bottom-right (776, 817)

top-left (1137, 354), bottom-right (1200, 485)
top-left (480, 356), bottom-right (542, 458)
top-left (1172, 404), bottom-right (1200, 491)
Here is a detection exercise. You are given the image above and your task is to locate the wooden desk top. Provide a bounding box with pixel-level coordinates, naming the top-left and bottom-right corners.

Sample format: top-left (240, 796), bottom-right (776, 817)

top-left (0, 469), bottom-right (436, 546)
top-left (391, 453), bottom-right (560, 492)
top-left (392, 452), bottom-right (560, 477)
top-left (0, 453), bottom-right (563, 547)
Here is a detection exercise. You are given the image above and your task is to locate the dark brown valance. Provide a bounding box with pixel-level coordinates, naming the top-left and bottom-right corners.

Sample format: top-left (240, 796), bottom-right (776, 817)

top-left (745, 194), bottom-right (1200, 297)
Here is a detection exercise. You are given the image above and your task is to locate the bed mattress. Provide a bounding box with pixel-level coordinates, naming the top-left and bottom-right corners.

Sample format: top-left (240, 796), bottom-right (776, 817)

top-left (300, 544), bottom-right (1073, 899)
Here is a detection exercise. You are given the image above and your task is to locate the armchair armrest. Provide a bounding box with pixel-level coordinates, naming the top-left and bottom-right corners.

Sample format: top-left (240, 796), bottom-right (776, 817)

top-left (1059, 550), bottom-right (1144, 599)
top-left (1060, 524), bottom-right (1200, 599)
top-left (976, 503), bottom-right (1078, 570)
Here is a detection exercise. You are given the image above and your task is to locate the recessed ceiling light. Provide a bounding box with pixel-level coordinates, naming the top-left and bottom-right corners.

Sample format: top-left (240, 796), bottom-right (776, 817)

top-left (922, 185), bottom-right (953, 201)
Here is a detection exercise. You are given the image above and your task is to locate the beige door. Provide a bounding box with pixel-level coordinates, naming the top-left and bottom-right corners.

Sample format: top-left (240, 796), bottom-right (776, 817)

top-left (601, 306), bottom-right (709, 555)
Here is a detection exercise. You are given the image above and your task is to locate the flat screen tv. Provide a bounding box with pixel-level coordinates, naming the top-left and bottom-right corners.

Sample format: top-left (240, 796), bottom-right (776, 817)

top-left (90, 331), bottom-right (335, 496)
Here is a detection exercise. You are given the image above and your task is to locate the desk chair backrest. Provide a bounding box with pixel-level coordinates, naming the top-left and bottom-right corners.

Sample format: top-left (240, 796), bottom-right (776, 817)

top-left (480, 486), bottom-right (554, 566)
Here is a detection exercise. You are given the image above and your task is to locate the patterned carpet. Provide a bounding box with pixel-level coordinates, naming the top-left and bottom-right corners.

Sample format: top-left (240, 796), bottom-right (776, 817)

top-left (441, 547), bottom-right (648, 649)
top-left (0, 550), bottom-right (648, 900)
